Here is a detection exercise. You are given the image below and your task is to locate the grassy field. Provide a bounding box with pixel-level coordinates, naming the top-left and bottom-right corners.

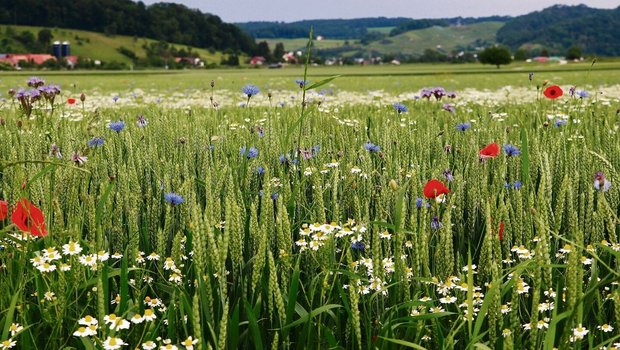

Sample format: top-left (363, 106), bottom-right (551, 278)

top-left (1, 63), bottom-right (620, 349)
top-left (1, 61), bottom-right (619, 95)
top-left (256, 37), bottom-right (348, 52)
top-left (0, 25), bottom-right (227, 65)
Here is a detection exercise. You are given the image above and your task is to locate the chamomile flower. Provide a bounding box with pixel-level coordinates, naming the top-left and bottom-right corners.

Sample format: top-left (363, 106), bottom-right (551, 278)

top-left (142, 341), bottom-right (157, 350)
top-left (8, 324), bottom-right (22, 337)
top-left (79, 315), bottom-right (98, 326)
top-left (143, 309), bottom-right (157, 322)
top-left (0, 339), bottom-right (17, 349)
top-left (598, 324), bottom-right (614, 332)
top-left (572, 324), bottom-right (588, 339)
top-left (102, 336), bottom-right (126, 350)
top-left (180, 336), bottom-right (198, 350)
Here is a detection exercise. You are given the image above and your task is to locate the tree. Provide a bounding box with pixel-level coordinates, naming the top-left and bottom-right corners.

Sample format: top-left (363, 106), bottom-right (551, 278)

top-left (514, 48), bottom-right (529, 61)
top-left (478, 46), bottom-right (512, 68)
top-left (272, 42), bottom-right (285, 63)
top-left (37, 29), bottom-right (52, 47)
top-left (566, 46), bottom-right (582, 60)
top-left (255, 41), bottom-right (273, 62)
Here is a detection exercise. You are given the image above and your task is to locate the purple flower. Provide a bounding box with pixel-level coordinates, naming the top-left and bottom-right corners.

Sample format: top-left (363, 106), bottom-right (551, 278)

top-left (257, 166), bottom-right (265, 175)
top-left (311, 145), bottom-right (320, 155)
top-left (351, 241), bottom-right (365, 252)
top-left (88, 137), bottom-right (105, 148)
top-left (257, 127), bottom-right (265, 137)
top-left (513, 181), bottom-right (522, 189)
top-left (577, 90), bottom-right (589, 98)
top-left (247, 146), bottom-right (259, 159)
top-left (431, 216), bottom-right (443, 230)
top-left (569, 86), bottom-right (576, 97)
top-left (109, 121), bottom-right (126, 133)
top-left (442, 103), bottom-right (455, 113)
top-left (443, 169), bottom-right (454, 182)
top-left (271, 192), bottom-right (279, 200)
top-left (164, 192), bottom-right (185, 205)
top-left (393, 103), bottom-right (407, 113)
top-left (503, 144), bottom-right (521, 157)
top-left (364, 142), bottom-right (380, 153)
top-left (137, 115), bottom-right (148, 127)
top-left (594, 172), bottom-right (611, 192)
top-left (279, 154), bottom-right (288, 164)
top-left (112, 96), bottom-right (120, 103)
top-left (49, 143), bottom-right (62, 159)
top-left (27, 77), bottom-right (45, 88)
top-left (242, 84), bottom-right (260, 98)
top-left (432, 87), bottom-right (446, 100)
top-left (456, 122), bottom-right (471, 132)
top-left (72, 152), bottom-right (87, 166)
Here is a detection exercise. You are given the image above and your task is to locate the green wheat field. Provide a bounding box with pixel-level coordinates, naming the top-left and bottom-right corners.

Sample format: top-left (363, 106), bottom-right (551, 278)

top-left (1, 62), bottom-right (620, 349)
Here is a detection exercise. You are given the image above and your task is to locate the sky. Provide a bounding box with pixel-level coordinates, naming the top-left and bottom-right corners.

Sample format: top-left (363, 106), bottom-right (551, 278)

top-left (139, 0), bottom-right (619, 22)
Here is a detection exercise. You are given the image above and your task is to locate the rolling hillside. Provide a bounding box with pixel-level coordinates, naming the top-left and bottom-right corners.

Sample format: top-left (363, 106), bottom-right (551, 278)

top-left (365, 22), bottom-right (503, 56)
top-left (0, 25), bottom-right (228, 65)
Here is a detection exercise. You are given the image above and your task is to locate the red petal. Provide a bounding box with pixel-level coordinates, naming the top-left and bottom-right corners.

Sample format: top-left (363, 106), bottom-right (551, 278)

top-left (0, 200), bottom-right (7, 221)
top-left (423, 179), bottom-right (450, 198)
top-left (67, 98), bottom-right (76, 104)
top-left (543, 85), bottom-right (563, 99)
top-left (11, 198), bottom-right (47, 237)
top-left (479, 143), bottom-right (500, 158)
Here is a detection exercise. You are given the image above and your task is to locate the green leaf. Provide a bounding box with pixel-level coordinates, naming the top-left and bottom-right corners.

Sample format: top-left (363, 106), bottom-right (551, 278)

top-left (304, 75), bottom-right (340, 91)
top-left (520, 128), bottom-right (530, 184)
top-left (379, 336), bottom-right (428, 349)
top-left (244, 300), bottom-right (264, 350)
top-left (281, 304), bottom-right (342, 330)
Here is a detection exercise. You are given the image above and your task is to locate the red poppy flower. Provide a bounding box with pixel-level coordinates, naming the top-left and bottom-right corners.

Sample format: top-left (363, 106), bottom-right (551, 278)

top-left (0, 200), bottom-right (7, 221)
top-left (11, 198), bottom-right (47, 237)
top-left (479, 143), bottom-right (500, 159)
top-left (67, 98), bottom-right (76, 105)
top-left (543, 85), bottom-right (563, 99)
top-left (499, 221), bottom-right (504, 241)
top-left (423, 179), bottom-right (450, 199)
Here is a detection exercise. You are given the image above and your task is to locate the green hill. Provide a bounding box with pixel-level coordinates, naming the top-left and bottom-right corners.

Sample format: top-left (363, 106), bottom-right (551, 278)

top-left (0, 25), bottom-right (230, 65)
top-left (365, 22), bottom-right (503, 56)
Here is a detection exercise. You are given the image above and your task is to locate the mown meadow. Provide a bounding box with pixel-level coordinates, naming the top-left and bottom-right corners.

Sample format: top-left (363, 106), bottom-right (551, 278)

top-left (1, 63), bottom-right (620, 350)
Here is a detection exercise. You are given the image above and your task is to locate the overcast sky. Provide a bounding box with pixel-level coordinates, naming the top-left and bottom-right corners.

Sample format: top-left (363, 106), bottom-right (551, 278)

top-left (139, 0), bottom-right (618, 22)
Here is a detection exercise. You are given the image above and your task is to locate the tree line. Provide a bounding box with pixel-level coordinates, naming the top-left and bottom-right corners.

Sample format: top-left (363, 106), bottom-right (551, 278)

top-left (0, 0), bottom-right (256, 55)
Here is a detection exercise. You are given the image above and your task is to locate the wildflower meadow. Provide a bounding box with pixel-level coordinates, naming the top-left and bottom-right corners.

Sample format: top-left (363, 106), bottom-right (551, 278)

top-left (1, 60), bottom-right (620, 350)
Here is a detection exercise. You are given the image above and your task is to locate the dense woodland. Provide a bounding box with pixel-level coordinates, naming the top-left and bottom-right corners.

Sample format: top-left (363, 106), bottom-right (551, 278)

top-left (0, 0), bottom-right (256, 54)
top-left (496, 5), bottom-right (620, 56)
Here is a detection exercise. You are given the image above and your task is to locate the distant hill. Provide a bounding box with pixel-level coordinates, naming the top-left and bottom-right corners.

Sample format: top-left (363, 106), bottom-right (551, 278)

top-left (496, 4), bottom-right (620, 56)
top-left (0, 24), bottom-right (228, 66)
top-left (236, 18), bottom-right (412, 39)
top-left (0, 0), bottom-right (256, 54)
top-left (389, 16), bottom-right (511, 36)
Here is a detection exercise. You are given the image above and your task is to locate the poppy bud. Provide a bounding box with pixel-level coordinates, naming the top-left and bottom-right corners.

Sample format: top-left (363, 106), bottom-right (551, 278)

top-left (210, 80), bottom-right (215, 88)
top-left (543, 121), bottom-right (549, 127)
top-left (268, 92), bottom-right (272, 99)
top-left (16, 120), bottom-right (22, 129)
top-left (80, 92), bottom-right (86, 102)
top-left (8, 88), bottom-right (15, 96)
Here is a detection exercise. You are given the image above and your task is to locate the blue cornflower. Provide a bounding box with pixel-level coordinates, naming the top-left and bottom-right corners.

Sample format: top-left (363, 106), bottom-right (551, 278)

top-left (577, 90), bottom-right (589, 99)
top-left (513, 181), bottom-right (522, 189)
top-left (164, 192), bottom-right (184, 206)
top-left (311, 144), bottom-right (320, 155)
top-left (257, 166), bottom-right (265, 175)
top-left (88, 137), bottom-right (104, 148)
top-left (248, 147), bottom-right (259, 159)
top-left (351, 241), bottom-right (365, 252)
top-left (415, 197), bottom-right (424, 209)
top-left (364, 142), bottom-right (380, 153)
top-left (112, 95), bottom-right (119, 103)
top-left (295, 79), bottom-right (309, 88)
top-left (209, 144), bottom-right (215, 151)
top-left (257, 127), bottom-right (265, 137)
top-left (503, 144), bottom-right (521, 157)
top-left (504, 182), bottom-right (512, 189)
top-left (431, 216), bottom-right (443, 230)
top-left (279, 154), bottom-right (288, 164)
top-left (271, 192), bottom-right (279, 200)
top-left (554, 119), bottom-right (567, 127)
top-left (393, 103), bottom-right (407, 113)
top-left (456, 122), bottom-right (471, 132)
top-left (242, 84), bottom-right (260, 98)
top-left (109, 121), bottom-right (126, 133)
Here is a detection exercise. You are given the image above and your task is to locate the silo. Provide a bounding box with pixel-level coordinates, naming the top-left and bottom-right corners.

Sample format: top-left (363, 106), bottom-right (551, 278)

top-left (61, 41), bottom-right (70, 57)
top-left (52, 41), bottom-right (61, 58)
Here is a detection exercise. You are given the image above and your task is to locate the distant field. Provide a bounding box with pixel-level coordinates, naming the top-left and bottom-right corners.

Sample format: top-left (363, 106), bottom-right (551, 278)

top-left (256, 37), bottom-right (348, 52)
top-left (367, 26), bottom-right (395, 34)
top-left (0, 25), bottom-right (227, 65)
top-left (366, 22), bottom-right (504, 56)
top-left (1, 61), bottom-right (618, 95)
